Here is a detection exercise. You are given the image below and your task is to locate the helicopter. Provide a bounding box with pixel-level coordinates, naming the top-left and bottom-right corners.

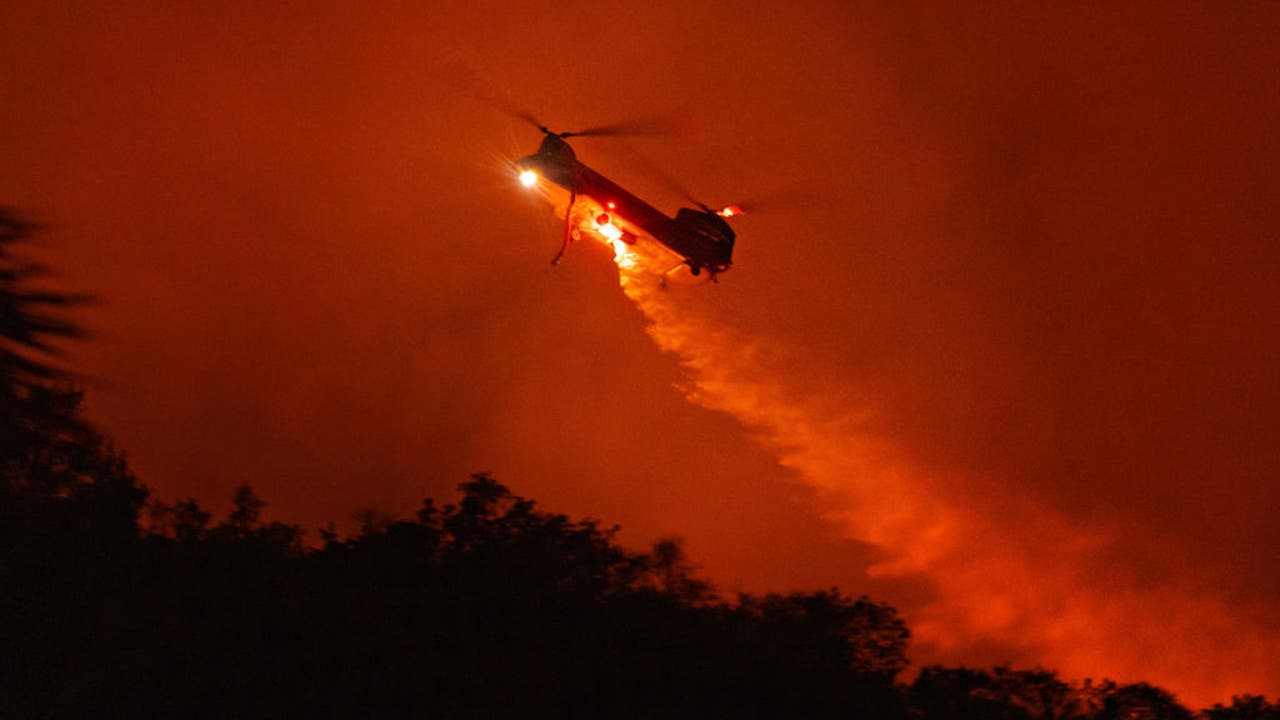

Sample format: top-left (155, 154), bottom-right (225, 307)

top-left (514, 123), bottom-right (742, 279)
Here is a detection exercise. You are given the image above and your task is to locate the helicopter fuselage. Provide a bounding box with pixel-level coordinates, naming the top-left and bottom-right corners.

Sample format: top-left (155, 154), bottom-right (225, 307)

top-left (516, 135), bottom-right (734, 275)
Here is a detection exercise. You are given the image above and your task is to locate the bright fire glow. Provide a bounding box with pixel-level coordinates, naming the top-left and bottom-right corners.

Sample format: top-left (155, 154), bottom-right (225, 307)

top-left (593, 212), bottom-right (624, 241)
top-left (519, 170), bottom-right (538, 187)
top-left (717, 205), bottom-right (743, 217)
top-left (610, 238), bottom-right (637, 270)
top-left (597, 222), bottom-right (623, 241)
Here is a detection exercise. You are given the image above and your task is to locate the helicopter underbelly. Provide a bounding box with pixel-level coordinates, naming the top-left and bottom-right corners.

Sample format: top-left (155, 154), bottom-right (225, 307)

top-left (534, 180), bottom-right (683, 263)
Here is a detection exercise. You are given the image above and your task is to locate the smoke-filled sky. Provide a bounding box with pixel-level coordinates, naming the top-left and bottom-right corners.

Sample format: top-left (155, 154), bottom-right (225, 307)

top-left (4, 1), bottom-right (1279, 706)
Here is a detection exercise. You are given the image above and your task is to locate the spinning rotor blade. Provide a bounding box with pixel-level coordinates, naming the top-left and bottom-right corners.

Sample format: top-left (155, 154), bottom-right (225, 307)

top-left (562, 112), bottom-right (703, 140)
top-left (454, 69), bottom-right (700, 141)
top-left (611, 141), bottom-right (710, 209)
top-left (608, 146), bottom-right (758, 220)
top-left (447, 59), bottom-right (700, 140)
top-left (447, 64), bottom-right (550, 131)
top-left (712, 185), bottom-right (822, 217)
top-left (477, 91), bottom-right (546, 132)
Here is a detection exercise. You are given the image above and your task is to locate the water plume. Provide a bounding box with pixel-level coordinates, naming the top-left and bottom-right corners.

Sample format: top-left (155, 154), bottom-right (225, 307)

top-left (604, 237), bottom-right (1280, 707)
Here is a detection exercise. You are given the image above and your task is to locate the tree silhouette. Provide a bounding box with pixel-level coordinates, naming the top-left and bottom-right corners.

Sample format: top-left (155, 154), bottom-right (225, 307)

top-left (983, 666), bottom-right (1087, 720)
top-left (1205, 696), bottom-right (1280, 720)
top-left (2, 208), bottom-right (87, 481)
top-left (0, 207), bottom-right (144, 523)
top-left (643, 536), bottom-right (713, 601)
top-left (0, 211), bottom-right (84, 378)
top-left (906, 666), bottom-right (1208, 720)
top-left (147, 497), bottom-right (212, 542)
top-left (911, 665), bottom-right (1037, 720)
top-left (1094, 682), bottom-right (1195, 720)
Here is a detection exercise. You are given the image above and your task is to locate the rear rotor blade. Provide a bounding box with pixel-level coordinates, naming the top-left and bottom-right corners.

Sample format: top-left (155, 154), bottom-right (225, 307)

top-left (563, 112), bottom-right (703, 140)
top-left (610, 141), bottom-right (709, 209)
top-left (714, 185), bottom-right (822, 217)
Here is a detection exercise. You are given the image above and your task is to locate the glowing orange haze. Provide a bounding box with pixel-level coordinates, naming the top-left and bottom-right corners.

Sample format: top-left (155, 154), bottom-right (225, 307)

top-left (3, 1), bottom-right (1279, 708)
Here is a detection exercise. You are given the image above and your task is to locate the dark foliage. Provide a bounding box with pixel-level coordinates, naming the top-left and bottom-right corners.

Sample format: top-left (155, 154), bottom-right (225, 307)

top-left (4, 470), bottom-right (914, 718)
top-left (1204, 696), bottom-right (1280, 720)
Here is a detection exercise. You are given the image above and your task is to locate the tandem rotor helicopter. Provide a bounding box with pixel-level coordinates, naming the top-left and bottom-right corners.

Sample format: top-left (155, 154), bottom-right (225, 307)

top-left (510, 113), bottom-right (745, 280)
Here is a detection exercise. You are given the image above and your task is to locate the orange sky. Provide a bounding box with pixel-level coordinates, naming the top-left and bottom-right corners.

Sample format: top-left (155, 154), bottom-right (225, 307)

top-left (3, 1), bottom-right (1279, 707)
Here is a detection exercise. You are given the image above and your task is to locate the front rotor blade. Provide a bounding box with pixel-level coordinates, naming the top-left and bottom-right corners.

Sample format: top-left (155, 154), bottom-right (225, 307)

top-left (475, 90), bottom-right (544, 130)
top-left (446, 63), bottom-right (546, 130)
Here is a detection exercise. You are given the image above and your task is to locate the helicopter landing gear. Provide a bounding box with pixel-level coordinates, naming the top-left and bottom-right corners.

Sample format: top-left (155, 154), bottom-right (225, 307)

top-left (551, 190), bottom-right (578, 266)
